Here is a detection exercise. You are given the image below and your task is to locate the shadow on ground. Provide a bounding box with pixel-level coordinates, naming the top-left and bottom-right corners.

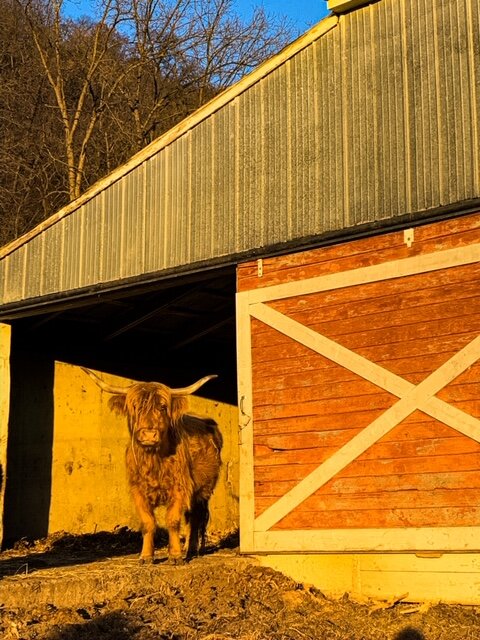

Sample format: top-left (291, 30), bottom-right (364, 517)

top-left (0, 528), bottom-right (239, 579)
top-left (37, 611), bottom-right (173, 640)
top-left (394, 628), bottom-right (426, 640)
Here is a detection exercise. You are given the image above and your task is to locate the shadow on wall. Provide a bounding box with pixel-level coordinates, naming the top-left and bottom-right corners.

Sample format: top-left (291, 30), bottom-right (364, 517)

top-left (2, 335), bottom-right (55, 547)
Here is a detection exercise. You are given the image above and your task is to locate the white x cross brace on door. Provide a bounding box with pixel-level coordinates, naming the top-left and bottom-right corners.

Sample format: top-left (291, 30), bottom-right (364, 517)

top-left (236, 243), bottom-right (480, 553)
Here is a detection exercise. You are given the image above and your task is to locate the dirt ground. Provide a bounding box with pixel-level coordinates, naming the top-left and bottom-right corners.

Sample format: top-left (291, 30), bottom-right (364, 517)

top-left (0, 529), bottom-right (479, 640)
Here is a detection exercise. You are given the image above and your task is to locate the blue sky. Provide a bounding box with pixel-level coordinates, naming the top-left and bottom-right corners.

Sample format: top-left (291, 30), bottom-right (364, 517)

top-left (64, 1), bottom-right (330, 34)
top-left (238, 1), bottom-right (329, 31)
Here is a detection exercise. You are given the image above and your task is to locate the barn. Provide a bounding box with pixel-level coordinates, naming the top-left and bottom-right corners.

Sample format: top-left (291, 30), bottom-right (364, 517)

top-left (1, 0), bottom-right (479, 603)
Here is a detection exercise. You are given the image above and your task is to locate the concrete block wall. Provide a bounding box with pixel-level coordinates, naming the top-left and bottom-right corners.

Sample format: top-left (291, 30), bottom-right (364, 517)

top-left (50, 363), bottom-right (239, 538)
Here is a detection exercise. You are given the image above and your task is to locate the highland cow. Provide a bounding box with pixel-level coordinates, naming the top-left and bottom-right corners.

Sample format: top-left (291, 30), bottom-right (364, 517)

top-left (82, 368), bottom-right (222, 564)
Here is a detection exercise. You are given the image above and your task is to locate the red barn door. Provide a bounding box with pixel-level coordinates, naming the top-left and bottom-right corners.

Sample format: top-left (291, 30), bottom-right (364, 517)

top-left (236, 214), bottom-right (480, 553)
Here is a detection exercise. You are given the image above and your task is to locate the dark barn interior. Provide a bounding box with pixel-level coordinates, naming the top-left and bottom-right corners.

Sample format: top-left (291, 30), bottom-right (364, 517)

top-left (5, 266), bottom-right (238, 406)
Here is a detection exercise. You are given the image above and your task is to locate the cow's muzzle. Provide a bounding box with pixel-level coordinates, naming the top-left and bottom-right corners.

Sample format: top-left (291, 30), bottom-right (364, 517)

top-left (136, 429), bottom-right (161, 447)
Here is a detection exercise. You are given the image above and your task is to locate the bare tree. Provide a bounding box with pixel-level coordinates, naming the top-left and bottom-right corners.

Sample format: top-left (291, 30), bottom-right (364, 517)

top-left (0, 0), bottom-right (63, 243)
top-left (116, 0), bottom-right (293, 149)
top-left (1, 0), bottom-right (293, 244)
top-left (18, 0), bottom-right (131, 200)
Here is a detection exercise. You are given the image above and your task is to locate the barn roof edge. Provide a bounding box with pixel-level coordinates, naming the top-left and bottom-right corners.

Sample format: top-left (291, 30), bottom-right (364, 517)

top-left (1, 199), bottom-right (478, 321)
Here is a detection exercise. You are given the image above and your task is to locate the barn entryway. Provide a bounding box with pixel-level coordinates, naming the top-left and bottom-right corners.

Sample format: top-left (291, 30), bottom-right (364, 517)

top-left (1, 266), bottom-right (238, 546)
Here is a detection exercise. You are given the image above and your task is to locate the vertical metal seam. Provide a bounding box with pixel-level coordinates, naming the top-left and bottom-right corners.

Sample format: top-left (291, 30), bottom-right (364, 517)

top-left (141, 162), bottom-right (147, 273)
top-left (162, 148), bottom-right (169, 270)
top-left (432, 0), bottom-right (445, 202)
top-left (79, 206), bottom-right (85, 287)
top-left (340, 15), bottom-right (351, 227)
top-left (286, 59), bottom-right (293, 236)
top-left (21, 246), bottom-right (27, 300)
top-left (234, 97), bottom-right (241, 253)
top-left (369, 5), bottom-right (380, 218)
top-left (400, 0), bottom-right (412, 212)
top-left (312, 40), bottom-right (321, 225)
top-left (59, 218), bottom-right (65, 291)
top-left (454, 0), bottom-right (467, 196)
top-left (119, 179), bottom-right (125, 277)
top-left (259, 81), bottom-right (266, 244)
top-left (186, 131), bottom-right (192, 263)
top-left (466, 0), bottom-right (480, 193)
top-left (98, 191), bottom-right (105, 283)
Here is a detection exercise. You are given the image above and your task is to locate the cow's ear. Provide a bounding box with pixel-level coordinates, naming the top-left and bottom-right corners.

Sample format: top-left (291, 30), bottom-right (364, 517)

top-left (171, 396), bottom-right (188, 425)
top-left (108, 394), bottom-right (127, 415)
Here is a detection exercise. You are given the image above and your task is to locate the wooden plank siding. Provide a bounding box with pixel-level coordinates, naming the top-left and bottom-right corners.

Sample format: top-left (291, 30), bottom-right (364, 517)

top-left (236, 212), bottom-right (480, 553)
top-left (237, 215), bottom-right (480, 292)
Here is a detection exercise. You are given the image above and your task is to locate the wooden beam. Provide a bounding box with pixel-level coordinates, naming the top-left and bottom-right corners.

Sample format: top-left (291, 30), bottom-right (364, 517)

top-left (254, 526), bottom-right (480, 553)
top-left (244, 244), bottom-right (480, 305)
top-left (236, 292), bottom-right (255, 552)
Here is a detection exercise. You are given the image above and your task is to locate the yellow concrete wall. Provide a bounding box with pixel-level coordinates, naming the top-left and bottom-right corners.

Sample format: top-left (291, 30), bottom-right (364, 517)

top-left (49, 362), bottom-right (239, 537)
top-left (260, 552), bottom-right (480, 604)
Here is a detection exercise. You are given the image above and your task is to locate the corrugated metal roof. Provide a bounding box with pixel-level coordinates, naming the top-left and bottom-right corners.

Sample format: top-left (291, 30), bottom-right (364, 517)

top-left (1, 0), bottom-right (479, 311)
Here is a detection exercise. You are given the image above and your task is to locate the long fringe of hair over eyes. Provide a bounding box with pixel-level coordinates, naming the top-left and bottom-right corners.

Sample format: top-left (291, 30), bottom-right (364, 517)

top-left (108, 385), bottom-right (189, 432)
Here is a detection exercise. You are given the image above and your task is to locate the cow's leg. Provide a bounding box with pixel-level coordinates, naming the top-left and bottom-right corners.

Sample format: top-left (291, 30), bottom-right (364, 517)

top-left (186, 497), bottom-right (209, 560)
top-left (198, 498), bottom-right (210, 555)
top-left (131, 486), bottom-right (156, 563)
top-left (166, 490), bottom-right (185, 564)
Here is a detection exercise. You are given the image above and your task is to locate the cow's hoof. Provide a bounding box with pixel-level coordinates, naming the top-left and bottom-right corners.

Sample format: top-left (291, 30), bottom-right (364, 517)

top-left (139, 556), bottom-right (154, 565)
top-left (167, 556), bottom-right (185, 566)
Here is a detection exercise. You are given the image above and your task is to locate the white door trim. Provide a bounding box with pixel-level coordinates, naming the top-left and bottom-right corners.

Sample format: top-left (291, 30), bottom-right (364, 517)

top-left (236, 242), bottom-right (480, 552)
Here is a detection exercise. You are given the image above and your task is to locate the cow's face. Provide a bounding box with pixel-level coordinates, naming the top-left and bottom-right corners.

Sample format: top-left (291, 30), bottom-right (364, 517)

top-left (109, 383), bottom-right (187, 448)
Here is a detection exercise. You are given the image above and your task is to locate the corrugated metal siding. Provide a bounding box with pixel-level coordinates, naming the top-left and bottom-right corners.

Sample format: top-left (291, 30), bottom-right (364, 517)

top-left (1, 0), bottom-right (479, 308)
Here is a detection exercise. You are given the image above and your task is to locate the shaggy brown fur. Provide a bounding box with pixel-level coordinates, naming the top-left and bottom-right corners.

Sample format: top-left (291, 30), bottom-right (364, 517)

top-left (109, 383), bottom-right (222, 564)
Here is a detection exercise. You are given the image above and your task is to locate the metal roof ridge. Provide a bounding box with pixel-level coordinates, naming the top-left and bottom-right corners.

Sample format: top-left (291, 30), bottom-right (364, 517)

top-left (328, 0), bottom-right (378, 14)
top-left (0, 14), bottom-right (338, 261)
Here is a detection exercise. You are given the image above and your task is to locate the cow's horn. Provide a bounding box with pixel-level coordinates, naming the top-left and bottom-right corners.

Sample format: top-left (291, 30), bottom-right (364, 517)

top-left (81, 367), bottom-right (132, 394)
top-left (171, 374), bottom-right (218, 396)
